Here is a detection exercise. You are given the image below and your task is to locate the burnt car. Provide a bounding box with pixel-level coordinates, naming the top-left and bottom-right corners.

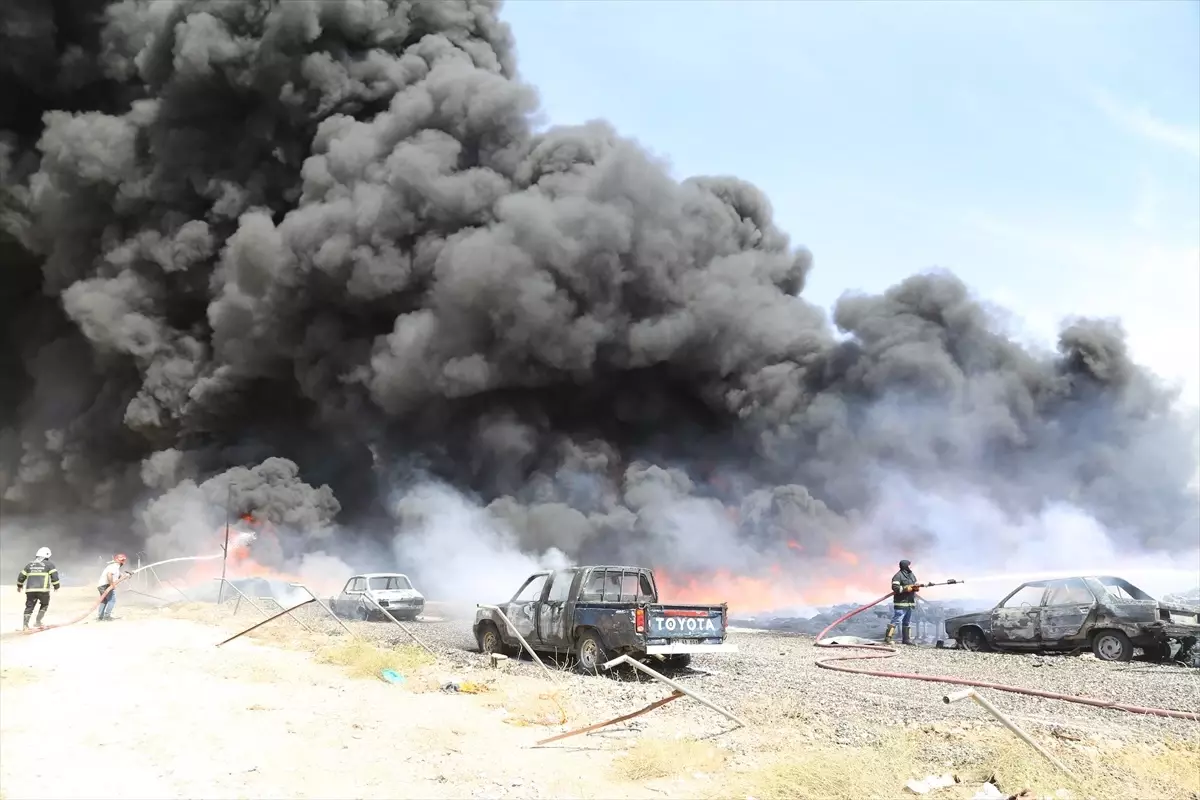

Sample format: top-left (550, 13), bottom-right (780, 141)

top-left (943, 575), bottom-right (1200, 663)
top-left (330, 573), bottom-right (426, 621)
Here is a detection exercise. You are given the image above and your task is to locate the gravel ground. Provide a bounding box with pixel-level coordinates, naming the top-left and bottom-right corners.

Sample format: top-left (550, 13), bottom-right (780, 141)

top-left (273, 602), bottom-right (1200, 744)
top-left (128, 590), bottom-right (1199, 745)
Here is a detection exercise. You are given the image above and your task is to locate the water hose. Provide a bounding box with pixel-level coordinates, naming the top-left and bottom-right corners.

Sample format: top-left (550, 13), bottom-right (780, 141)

top-left (6, 542), bottom-right (252, 638)
top-left (813, 593), bottom-right (1199, 722)
top-left (3, 575), bottom-right (131, 640)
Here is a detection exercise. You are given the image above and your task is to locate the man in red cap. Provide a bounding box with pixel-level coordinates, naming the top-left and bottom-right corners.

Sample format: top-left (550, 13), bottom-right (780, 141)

top-left (96, 553), bottom-right (129, 621)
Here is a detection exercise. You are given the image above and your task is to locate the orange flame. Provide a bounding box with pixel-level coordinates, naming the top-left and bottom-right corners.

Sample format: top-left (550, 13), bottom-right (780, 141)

top-left (176, 525), bottom-right (325, 595)
top-left (656, 544), bottom-right (884, 614)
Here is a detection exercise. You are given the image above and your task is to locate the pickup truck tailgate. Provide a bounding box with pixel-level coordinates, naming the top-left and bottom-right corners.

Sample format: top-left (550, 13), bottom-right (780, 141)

top-left (647, 604), bottom-right (726, 639)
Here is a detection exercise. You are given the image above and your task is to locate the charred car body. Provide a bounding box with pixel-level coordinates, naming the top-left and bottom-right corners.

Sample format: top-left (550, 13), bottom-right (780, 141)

top-left (330, 573), bottom-right (426, 621)
top-left (944, 575), bottom-right (1199, 663)
top-left (474, 565), bottom-right (737, 674)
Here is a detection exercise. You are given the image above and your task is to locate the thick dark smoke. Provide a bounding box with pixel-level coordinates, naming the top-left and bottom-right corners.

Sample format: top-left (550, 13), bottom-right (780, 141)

top-left (2, 0), bottom-right (1197, 588)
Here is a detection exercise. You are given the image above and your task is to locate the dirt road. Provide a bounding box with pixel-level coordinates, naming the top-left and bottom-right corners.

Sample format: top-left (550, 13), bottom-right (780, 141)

top-left (0, 589), bottom-right (694, 800)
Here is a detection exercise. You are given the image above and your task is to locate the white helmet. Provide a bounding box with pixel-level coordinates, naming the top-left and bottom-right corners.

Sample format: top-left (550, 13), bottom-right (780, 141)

top-left (36, 547), bottom-right (51, 559)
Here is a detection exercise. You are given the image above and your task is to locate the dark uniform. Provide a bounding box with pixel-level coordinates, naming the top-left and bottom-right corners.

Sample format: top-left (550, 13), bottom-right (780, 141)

top-left (17, 558), bottom-right (61, 629)
top-left (885, 559), bottom-right (919, 645)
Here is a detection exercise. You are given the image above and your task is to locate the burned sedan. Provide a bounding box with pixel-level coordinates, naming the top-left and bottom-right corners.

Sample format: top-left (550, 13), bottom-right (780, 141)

top-left (944, 575), bottom-right (1199, 663)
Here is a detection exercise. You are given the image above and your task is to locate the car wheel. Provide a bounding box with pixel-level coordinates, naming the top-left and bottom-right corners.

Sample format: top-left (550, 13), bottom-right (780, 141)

top-left (959, 627), bottom-right (989, 652)
top-left (1091, 630), bottom-right (1133, 662)
top-left (354, 604), bottom-right (370, 622)
top-left (575, 630), bottom-right (610, 675)
top-left (477, 621), bottom-right (504, 655)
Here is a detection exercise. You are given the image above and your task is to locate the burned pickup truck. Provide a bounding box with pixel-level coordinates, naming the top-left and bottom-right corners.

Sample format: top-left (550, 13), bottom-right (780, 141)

top-left (944, 575), bottom-right (1200, 663)
top-left (474, 565), bottom-right (737, 674)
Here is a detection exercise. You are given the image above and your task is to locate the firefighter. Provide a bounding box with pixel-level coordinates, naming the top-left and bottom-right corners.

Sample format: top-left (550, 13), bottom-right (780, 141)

top-left (16, 547), bottom-right (61, 630)
top-left (96, 553), bottom-right (129, 621)
top-left (885, 559), bottom-right (920, 645)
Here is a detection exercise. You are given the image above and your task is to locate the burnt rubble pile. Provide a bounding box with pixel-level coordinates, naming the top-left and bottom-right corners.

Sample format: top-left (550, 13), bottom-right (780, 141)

top-left (731, 599), bottom-right (988, 641)
top-left (1163, 587), bottom-right (1200, 609)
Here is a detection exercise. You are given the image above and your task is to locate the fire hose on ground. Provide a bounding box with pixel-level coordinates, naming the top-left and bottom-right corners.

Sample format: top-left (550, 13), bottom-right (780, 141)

top-left (813, 582), bottom-right (1199, 722)
top-left (4, 575), bottom-right (132, 639)
top-left (5, 552), bottom-right (224, 639)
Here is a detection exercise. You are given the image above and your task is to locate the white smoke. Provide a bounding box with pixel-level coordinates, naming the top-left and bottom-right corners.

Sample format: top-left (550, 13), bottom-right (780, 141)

top-left (870, 474), bottom-right (1200, 604)
top-left (389, 482), bottom-right (571, 605)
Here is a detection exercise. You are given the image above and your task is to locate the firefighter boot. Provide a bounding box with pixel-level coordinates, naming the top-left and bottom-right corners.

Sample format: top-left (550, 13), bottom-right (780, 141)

top-left (902, 626), bottom-right (914, 645)
top-left (883, 624), bottom-right (896, 645)
top-left (22, 613), bottom-right (31, 631)
top-left (35, 608), bottom-right (47, 628)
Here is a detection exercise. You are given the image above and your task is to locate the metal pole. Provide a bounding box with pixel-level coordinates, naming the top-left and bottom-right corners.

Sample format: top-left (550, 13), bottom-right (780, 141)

top-left (602, 654), bottom-right (747, 728)
top-left (214, 578), bottom-right (312, 632)
top-left (477, 604), bottom-right (559, 684)
top-left (360, 592), bottom-right (437, 658)
top-left (218, 483), bottom-right (232, 604)
top-left (535, 691), bottom-right (685, 746)
top-left (288, 583), bottom-right (359, 639)
top-left (943, 689), bottom-right (1078, 780)
top-left (215, 598), bottom-right (315, 647)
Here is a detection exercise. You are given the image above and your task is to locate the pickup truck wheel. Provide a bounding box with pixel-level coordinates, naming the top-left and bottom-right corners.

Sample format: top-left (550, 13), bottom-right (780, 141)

top-left (959, 627), bottom-right (989, 652)
top-left (477, 622), bottom-right (504, 656)
top-left (1091, 630), bottom-right (1133, 662)
top-left (575, 630), bottom-right (610, 675)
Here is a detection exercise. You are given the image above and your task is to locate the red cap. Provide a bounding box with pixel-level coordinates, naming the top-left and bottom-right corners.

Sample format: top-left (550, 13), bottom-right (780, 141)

top-left (115, 553), bottom-right (127, 563)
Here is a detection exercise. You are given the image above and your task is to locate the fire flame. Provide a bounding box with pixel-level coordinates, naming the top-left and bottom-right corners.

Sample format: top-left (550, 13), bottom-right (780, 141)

top-left (656, 543), bottom-right (882, 615)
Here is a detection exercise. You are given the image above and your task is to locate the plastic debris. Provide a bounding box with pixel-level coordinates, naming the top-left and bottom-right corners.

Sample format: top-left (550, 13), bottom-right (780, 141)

top-left (971, 784), bottom-right (1005, 800)
top-left (905, 774), bottom-right (957, 794)
top-left (379, 669), bottom-right (406, 685)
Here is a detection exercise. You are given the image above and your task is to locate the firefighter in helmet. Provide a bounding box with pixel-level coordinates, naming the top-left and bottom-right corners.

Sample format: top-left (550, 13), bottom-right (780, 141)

top-left (17, 547), bottom-right (61, 630)
top-left (885, 559), bottom-right (920, 645)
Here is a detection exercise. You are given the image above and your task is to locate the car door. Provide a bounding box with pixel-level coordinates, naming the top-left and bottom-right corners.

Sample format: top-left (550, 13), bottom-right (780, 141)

top-left (334, 578), bottom-right (355, 614)
top-left (340, 577), bottom-right (368, 617)
top-left (989, 582), bottom-right (1047, 647)
top-left (505, 572), bottom-right (550, 645)
top-left (1038, 578), bottom-right (1097, 646)
top-left (536, 569), bottom-right (579, 651)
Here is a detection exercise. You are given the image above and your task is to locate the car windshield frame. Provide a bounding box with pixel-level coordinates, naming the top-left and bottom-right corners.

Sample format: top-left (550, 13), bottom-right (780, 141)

top-left (368, 576), bottom-right (412, 591)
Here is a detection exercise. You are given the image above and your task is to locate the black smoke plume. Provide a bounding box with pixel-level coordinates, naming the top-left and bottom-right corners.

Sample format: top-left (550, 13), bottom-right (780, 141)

top-left (2, 0), bottom-right (1196, 588)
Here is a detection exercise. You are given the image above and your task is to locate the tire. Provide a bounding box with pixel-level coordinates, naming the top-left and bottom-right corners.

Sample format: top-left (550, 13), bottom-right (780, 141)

top-left (575, 629), bottom-right (610, 675)
top-left (477, 621), bottom-right (504, 656)
top-left (958, 627), bottom-right (989, 652)
top-left (662, 653), bottom-right (692, 669)
top-left (354, 604), bottom-right (370, 622)
top-left (1091, 630), bottom-right (1133, 662)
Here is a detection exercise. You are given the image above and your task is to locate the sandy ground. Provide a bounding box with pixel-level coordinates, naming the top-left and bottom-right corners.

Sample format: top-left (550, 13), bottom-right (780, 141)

top-left (0, 588), bottom-right (704, 800)
top-left (3, 587), bottom-right (1198, 800)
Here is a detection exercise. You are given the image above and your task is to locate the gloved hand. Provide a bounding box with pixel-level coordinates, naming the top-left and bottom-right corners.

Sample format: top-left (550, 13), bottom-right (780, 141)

top-left (910, 585), bottom-right (921, 592)
top-left (15, 586), bottom-right (21, 593)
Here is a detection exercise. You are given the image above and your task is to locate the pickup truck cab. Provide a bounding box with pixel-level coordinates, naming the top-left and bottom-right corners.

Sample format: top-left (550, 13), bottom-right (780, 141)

top-left (473, 565), bottom-right (737, 674)
top-left (331, 572), bottom-right (426, 621)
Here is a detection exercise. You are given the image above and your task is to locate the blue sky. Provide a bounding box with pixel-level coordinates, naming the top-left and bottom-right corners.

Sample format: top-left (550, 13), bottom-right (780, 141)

top-left (499, 0), bottom-right (1200, 407)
